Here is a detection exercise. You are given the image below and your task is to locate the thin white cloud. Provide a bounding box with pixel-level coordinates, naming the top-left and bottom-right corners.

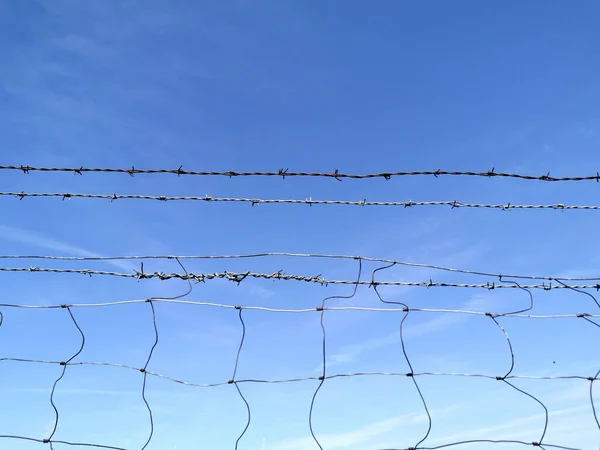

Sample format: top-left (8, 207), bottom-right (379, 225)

top-left (324, 303), bottom-right (471, 369)
top-left (427, 405), bottom-right (590, 445)
top-left (0, 224), bottom-right (136, 272)
top-left (273, 411), bottom-right (429, 450)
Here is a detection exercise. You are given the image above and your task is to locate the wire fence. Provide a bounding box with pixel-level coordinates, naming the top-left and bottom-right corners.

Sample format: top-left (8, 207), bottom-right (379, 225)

top-left (1, 254), bottom-right (599, 450)
top-left (2, 165), bottom-right (599, 449)
top-left (2, 165), bottom-right (600, 182)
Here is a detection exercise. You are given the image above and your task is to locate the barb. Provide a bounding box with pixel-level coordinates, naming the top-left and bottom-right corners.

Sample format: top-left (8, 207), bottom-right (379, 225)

top-left (5, 191), bottom-right (600, 211)
top-left (3, 165), bottom-right (600, 182)
top-left (3, 265), bottom-right (600, 290)
top-left (309, 258), bottom-right (363, 450)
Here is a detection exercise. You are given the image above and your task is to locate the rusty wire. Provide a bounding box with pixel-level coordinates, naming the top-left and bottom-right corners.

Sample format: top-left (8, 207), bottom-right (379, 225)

top-left (2, 165), bottom-right (600, 182)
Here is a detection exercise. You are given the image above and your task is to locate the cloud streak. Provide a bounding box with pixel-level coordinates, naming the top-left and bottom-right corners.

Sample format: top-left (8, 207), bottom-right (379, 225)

top-left (0, 224), bottom-right (136, 272)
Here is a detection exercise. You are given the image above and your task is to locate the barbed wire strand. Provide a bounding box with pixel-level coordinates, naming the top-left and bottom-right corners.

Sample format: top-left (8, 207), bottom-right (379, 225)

top-left (6, 191), bottom-right (600, 211)
top-left (3, 265), bottom-right (600, 290)
top-left (4, 165), bottom-right (600, 182)
top-left (371, 262), bottom-right (433, 449)
top-left (309, 257), bottom-right (363, 450)
top-left (232, 307), bottom-right (251, 450)
top-left (2, 252), bottom-right (599, 282)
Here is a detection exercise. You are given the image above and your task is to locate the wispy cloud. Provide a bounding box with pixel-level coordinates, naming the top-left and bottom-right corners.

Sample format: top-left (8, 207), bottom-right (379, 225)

top-left (0, 224), bottom-right (135, 272)
top-left (272, 411), bottom-right (430, 450)
top-left (426, 405), bottom-right (594, 446)
top-left (324, 303), bottom-right (472, 369)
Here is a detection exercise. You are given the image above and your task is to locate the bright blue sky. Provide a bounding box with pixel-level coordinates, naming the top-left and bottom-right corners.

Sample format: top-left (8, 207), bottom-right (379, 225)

top-left (1, 1), bottom-right (600, 449)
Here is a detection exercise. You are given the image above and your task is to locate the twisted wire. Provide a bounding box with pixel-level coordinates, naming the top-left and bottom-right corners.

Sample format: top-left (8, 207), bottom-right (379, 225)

top-left (3, 165), bottom-right (600, 182)
top-left (5, 191), bottom-right (600, 211)
top-left (2, 265), bottom-right (600, 290)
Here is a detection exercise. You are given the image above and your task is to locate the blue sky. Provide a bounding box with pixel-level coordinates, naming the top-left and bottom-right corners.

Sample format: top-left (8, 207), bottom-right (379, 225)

top-left (1, 1), bottom-right (600, 449)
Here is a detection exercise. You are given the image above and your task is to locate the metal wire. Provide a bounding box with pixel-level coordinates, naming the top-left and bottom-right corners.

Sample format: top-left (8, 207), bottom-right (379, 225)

top-left (1, 261), bottom-right (598, 450)
top-left (4, 191), bottom-right (600, 211)
top-left (371, 262), bottom-right (432, 448)
top-left (309, 258), bottom-right (363, 449)
top-left (3, 165), bottom-right (600, 182)
top-left (1, 252), bottom-right (599, 282)
top-left (2, 265), bottom-right (600, 290)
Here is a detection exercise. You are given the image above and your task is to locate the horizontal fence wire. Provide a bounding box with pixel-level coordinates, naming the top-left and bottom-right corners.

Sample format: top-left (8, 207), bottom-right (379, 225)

top-left (1, 252), bottom-right (600, 282)
top-left (2, 265), bottom-right (600, 290)
top-left (2, 191), bottom-right (600, 211)
top-left (2, 165), bottom-right (600, 182)
top-left (1, 256), bottom-right (599, 450)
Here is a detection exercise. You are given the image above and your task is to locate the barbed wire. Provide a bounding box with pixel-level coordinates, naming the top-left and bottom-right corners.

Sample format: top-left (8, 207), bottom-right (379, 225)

top-left (3, 165), bottom-right (600, 182)
top-left (1, 252), bottom-right (599, 282)
top-left (2, 265), bottom-right (600, 290)
top-left (2, 261), bottom-right (599, 449)
top-left (4, 191), bottom-right (600, 211)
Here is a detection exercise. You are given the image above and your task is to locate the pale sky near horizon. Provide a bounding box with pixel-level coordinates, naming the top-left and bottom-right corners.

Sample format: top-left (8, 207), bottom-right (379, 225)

top-left (1, 1), bottom-right (600, 449)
